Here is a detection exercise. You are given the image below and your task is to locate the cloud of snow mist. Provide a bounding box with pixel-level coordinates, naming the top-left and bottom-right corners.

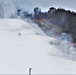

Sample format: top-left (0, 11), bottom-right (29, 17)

top-left (49, 31), bottom-right (76, 61)
top-left (0, 0), bottom-right (15, 18)
top-left (25, 19), bottom-right (76, 61)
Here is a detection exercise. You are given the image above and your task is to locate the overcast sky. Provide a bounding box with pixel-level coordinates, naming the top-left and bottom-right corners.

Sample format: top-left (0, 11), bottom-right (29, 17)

top-left (13, 0), bottom-right (76, 12)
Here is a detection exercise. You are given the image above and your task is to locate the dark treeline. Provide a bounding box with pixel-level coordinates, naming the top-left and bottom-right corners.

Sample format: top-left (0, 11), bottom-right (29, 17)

top-left (33, 7), bottom-right (76, 43)
top-left (16, 7), bottom-right (76, 43)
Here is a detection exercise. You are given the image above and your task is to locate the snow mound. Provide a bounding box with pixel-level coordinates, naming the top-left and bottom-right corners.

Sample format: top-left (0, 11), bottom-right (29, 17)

top-left (0, 19), bottom-right (45, 36)
top-left (0, 19), bottom-right (30, 31)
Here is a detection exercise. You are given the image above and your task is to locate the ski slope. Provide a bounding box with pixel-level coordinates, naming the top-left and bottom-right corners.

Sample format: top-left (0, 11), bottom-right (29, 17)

top-left (0, 19), bottom-right (76, 74)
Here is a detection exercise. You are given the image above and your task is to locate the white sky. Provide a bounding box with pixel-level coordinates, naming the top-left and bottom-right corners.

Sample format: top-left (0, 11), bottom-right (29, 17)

top-left (13, 0), bottom-right (76, 12)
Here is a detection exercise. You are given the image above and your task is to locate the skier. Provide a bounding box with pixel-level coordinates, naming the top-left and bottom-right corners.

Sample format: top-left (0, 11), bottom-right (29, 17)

top-left (18, 32), bottom-right (21, 36)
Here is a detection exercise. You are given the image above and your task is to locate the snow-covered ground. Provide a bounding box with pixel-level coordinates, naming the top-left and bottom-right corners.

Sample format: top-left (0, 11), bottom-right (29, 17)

top-left (0, 19), bottom-right (76, 74)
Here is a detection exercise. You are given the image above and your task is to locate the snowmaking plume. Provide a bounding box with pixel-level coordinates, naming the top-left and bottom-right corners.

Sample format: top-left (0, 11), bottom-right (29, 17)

top-left (0, 0), bottom-right (15, 18)
top-left (48, 27), bottom-right (76, 61)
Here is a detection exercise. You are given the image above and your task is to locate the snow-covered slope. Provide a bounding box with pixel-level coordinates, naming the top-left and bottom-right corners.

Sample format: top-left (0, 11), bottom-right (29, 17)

top-left (0, 19), bottom-right (76, 74)
top-left (0, 19), bottom-right (45, 36)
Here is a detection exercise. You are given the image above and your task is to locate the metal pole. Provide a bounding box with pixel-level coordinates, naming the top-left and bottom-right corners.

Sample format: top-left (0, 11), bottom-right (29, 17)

top-left (29, 68), bottom-right (32, 75)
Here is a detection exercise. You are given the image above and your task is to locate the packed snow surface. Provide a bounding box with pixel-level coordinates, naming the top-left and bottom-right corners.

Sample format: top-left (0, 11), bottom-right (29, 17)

top-left (0, 19), bottom-right (76, 74)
